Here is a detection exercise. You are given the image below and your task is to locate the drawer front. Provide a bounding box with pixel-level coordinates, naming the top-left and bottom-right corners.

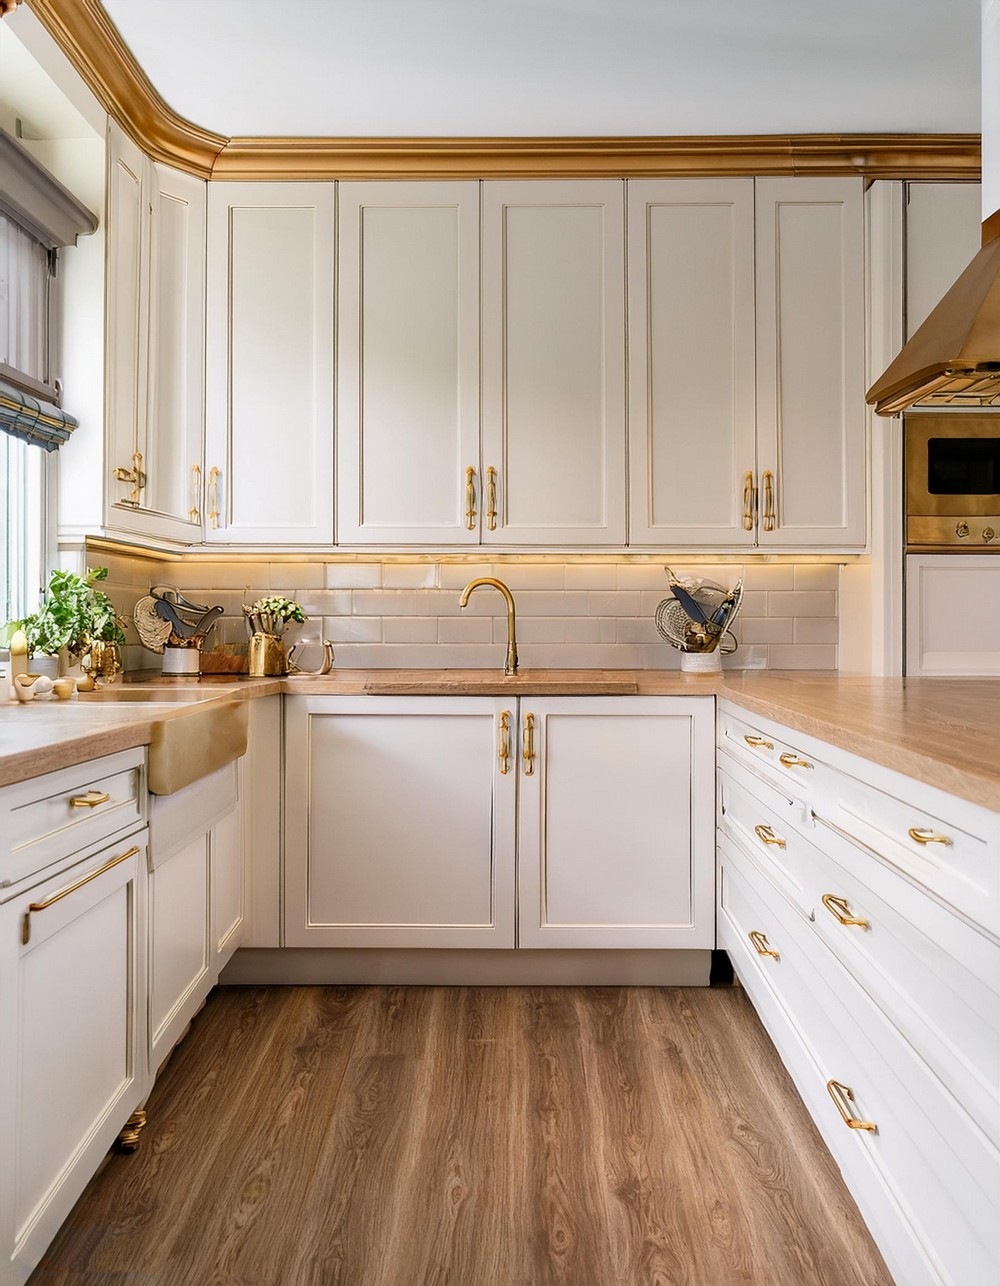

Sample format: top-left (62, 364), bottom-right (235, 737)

top-left (815, 772), bottom-right (998, 939)
top-left (1, 750), bottom-right (146, 897)
top-left (808, 816), bottom-right (1000, 1146)
top-left (718, 764), bottom-right (816, 915)
top-left (717, 704), bottom-right (818, 803)
top-left (720, 838), bottom-right (1000, 1286)
top-left (149, 759), bottom-right (240, 867)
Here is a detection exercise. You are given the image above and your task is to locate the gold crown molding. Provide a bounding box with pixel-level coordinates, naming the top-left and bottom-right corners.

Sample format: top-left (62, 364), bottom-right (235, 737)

top-left (26, 0), bottom-right (226, 177)
top-left (25, 0), bottom-right (981, 183)
top-left (212, 133), bottom-right (981, 182)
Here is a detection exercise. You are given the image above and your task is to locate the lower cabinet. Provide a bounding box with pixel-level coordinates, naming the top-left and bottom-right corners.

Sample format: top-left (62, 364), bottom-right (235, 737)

top-left (0, 834), bottom-right (146, 1286)
top-left (283, 695), bottom-right (715, 950)
top-left (717, 702), bottom-right (1000, 1286)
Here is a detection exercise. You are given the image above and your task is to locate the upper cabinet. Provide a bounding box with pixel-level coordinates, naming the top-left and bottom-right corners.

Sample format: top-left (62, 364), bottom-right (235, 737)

top-left (205, 182), bottom-right (334, 544)
top-left (628, 176), bottom-right (866, 550)
top-left (337, 182), bottom-right (480, 545)
top-left (481, 182), bottom-right (626, 546)
top-left (105, 124), bottom-right (206, 543)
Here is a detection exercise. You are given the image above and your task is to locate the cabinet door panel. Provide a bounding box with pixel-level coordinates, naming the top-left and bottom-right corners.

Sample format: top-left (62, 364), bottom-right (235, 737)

top-left (284, 697), bottom-right (515, 948)
top-left (149, 833), bottom-right (211, 1066)
top-left (755, 178), bottom-right (866, 547)
top-left (206, 183), bottom-right (334, 543)
top-left (338, 183), bottom-right (480, 544)
top-left (483, 182), bottom-right (626, 545)
top-left (518, 697), bottom-right (715, 948)
top-left (628, 179), bottom-right (756, 545)
top-left (212, 802), bottom-right (245, 968)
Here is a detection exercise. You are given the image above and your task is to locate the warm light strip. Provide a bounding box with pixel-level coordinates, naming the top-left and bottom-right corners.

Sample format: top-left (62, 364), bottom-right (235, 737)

top-left (25, 0), bottom-right (982, 182)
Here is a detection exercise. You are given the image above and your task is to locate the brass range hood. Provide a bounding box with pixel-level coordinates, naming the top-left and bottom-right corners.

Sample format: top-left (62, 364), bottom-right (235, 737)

top-left (867, 230), bottom-right (1000, 416)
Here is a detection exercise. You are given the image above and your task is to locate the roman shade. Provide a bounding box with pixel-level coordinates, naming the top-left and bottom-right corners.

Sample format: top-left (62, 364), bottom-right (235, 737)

top-left (0, 379), bottom-right (77, 451)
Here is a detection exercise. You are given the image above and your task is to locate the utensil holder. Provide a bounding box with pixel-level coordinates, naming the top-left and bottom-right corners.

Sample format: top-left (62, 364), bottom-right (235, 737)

top-left (248, 632), bottom-right (287, 677)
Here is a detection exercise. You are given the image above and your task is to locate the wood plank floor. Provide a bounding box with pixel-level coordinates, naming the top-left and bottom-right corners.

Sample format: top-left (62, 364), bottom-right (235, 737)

top-left (30, 986), bottom-right (893, 1286)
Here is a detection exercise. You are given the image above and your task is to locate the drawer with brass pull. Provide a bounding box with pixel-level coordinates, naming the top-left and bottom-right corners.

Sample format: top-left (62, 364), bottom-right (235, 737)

top-left (717, 705), bottom-right (817, 802)
top-left (717, 763), bottom-right (815, 914)
top-left (719, 832), bottom-right (1000, 1285)
top-left (1, 748), bottom-right (145, 897)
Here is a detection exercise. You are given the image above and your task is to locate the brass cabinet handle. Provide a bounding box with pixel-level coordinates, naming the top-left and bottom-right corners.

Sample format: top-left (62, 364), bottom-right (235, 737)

top-left (21, 845), bottom-right (140, 945)
top-left (779, 752), bottom-right (813, 770)
top-left (189, 463), bottom-right (201, 523)
top-left (907, 827), bottom-right (952, 847)
top-left (523, 712), bottom-right (535, 776)
top-left (754, 823), bottom-right (786, 849)
top-left (741, 471), bottom-right (753, 531)
top-left (208, 466), bottom-right (221, 529)
top-left (486, 465), bottom-right (498, 531)
top-left (826, 1079), bottom-right (877, 1133)
top-left (465, 466), bottom-right (477, 531)
top-left (113, 451), bottom-right (145, 507)
top-left (498, 710), bottom-right (511, 775)
top-left (762, 470), bottom-right (775, 532)
top-left (69, 790), bottom-right (111, 809)
top-left (744, 735), bottom-right (774, 750)
top-left (821, 893), bottom-right (869, 930)
top-left (748, 930), bottom-right (779, 959)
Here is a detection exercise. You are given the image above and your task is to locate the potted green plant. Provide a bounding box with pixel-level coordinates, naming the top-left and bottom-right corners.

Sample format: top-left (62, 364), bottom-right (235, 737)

top-left (3, 567), bottom-right (127, 678)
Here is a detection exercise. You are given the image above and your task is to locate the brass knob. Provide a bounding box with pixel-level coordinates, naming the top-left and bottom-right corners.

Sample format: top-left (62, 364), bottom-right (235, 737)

top-left (984, 527), bottom-right (996, 543)
top-left (955, 521), bottom-right (970, 538)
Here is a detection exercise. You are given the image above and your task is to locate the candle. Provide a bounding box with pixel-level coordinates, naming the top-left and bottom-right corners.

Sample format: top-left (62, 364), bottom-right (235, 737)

top-left (9, 629), bottom-right (28, 682)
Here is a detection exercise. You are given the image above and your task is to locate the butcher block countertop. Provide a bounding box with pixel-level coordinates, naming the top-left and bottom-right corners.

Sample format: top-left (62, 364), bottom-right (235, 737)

top-left (0, 669), bottom-right (997, 809)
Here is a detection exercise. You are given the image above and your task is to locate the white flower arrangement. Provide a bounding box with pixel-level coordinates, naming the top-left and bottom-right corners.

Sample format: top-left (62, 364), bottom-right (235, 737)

top-left (244, 595), bottom-right (306, 637)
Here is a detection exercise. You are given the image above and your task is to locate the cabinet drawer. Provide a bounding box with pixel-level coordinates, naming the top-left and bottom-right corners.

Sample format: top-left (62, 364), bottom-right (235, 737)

top-left (720, 839), bottom-right (1000, 1286)
top-left (717, 704), bottom-right (817, 802)
top-left (0, 750), bottom-right (146, 898)
top-left (718, 763), bottom-right (815, 915)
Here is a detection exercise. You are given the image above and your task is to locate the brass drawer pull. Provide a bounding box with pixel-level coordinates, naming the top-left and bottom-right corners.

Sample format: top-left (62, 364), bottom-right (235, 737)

top-left (754, 823), bottom-right (786, 848)
top-left (113, 451), bottom-right (145, 506)
top-left (465, 466), bottom-right (477, 531)
top-left (826, 1079), bottom-right (877, 1133)
top-left (522, 712), bottom-right (535, 776)
top-left (907, 827), bottom-right (952, 847)
top-left (498, 710), bottom-right (511, 775)
top-left (743, 735), bottom-right (774, 750)
top-left (21, 845), bottom-right (140, 945)
top-left (69, 790), bottom-right (111, 809)
top-left (822, 893), bottom-right (869, 930)
top-left (208, 465), bottom-right (221, 529)
top-left (188, 463), bottom-right (201, 523)
top-left (741, 470), bottom-right (755, 532)
top-left (748, 930), bottom-right (779, 959)
top-left (762, 469), bottom-right (776, 532)
top-left (486, 465), bottom-right (498, 531)
top-left (779, 752), bottom-right (813, 770)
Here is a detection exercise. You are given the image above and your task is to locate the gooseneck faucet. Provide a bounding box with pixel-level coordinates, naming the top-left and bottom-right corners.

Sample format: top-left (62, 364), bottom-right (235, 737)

top-left (458, 577), bottom-right (519, 676)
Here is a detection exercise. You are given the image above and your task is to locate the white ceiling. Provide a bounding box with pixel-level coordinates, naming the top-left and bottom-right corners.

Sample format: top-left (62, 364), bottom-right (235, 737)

top-left (98, 0), bottom-right (982, 139)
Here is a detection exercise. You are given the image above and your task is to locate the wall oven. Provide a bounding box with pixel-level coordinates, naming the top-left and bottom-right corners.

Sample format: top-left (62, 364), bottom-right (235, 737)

top-left (905, 413), bottom-right (1000, 549)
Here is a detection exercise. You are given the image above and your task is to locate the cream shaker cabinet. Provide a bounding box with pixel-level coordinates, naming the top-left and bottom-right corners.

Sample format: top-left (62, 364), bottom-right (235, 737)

top-left (337, 182), bottom-right (481, 545)
top-left (283, 695), bottom-right (713, 950)
top-left (105, 123), bottom-right (206, 544)
top-left (205, 182), bottom-right (334, 544)
top-left (628, 177), bottom-right (866, 549)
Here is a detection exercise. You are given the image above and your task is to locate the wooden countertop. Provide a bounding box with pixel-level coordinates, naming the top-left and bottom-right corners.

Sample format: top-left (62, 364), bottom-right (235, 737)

top-left (0, 669), bottom-right (997, 810)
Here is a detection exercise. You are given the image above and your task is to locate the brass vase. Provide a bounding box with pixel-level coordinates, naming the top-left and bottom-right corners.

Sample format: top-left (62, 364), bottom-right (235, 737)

top-left (248, 632), bottom-right (287, 677)
top-left (83, 640), bottom-right (124, 685)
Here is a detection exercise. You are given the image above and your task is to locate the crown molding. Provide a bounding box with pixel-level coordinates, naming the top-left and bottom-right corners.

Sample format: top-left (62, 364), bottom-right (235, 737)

top-left (26, 0), bottom-right (982, 183)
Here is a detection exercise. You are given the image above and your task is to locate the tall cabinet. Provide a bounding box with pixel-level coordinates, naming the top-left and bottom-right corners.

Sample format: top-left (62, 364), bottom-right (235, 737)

top-left (205, 182), bottom-right (334, 544)
top-left (628, 177), bottom-right (866, 549)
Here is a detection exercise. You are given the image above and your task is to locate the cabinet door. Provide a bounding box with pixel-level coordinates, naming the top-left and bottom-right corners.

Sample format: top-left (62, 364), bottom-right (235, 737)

top-left (337, 182), bottom-right (480, 544)
top-left (482, 181), bottom-right (626, 546)
top-left (905, 554), bottom-right (1000, 675)
top-left (148, 832), bottom-right (211, 1072)
top-left (205, 182), bottom-right (334, 544)
top-left (517, 697), bottom-right (715, 948)
top-left (105, 121), bottom-right (148, 522)
top-left (284, 696), bottom-right (515, 948)
top-left (755, 178), bottom-right (866, 548)
top-left (905, 182), bottom-right (982, 338)
top-left (212, 800), bottom-right (245, 971)
top-left (628, 179), bottom-right (757, 546)
top-left (0, 838), bottom-right (146, 1282)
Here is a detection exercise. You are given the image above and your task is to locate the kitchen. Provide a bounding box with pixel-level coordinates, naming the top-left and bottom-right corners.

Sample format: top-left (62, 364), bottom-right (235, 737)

top-left (0, 1), bottom-right (998, 1283)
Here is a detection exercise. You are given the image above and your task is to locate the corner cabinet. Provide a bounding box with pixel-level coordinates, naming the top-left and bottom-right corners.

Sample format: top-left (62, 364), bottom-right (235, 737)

top-left (628, 177), bottom-right (866, 549)
top-left (205, 182), bottom-right (334, 544)
top-left (105, 124), bottom-right (206, 543)
top-left (283, 695), bottom-right (714, 950)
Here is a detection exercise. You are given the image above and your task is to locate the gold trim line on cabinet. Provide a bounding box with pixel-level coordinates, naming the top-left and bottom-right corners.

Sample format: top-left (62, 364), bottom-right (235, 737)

top-left (821, 893), bottom-right (870, 930)
top-left (826, 1079), bottom-right (878, 1132)
top-left (21, 845), bottom-right (140, 945)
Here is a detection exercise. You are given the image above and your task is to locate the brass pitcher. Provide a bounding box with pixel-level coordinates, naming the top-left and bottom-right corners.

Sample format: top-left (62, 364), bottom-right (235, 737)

top-left (248, 632), bottom-right (287, 677)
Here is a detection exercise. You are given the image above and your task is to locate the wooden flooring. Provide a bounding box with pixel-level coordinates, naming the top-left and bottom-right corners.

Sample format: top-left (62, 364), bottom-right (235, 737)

top-left (30, 985), bottom-right (893, 1286)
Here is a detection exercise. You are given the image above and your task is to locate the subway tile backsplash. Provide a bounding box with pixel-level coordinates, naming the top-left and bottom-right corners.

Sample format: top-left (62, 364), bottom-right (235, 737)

top-left (94, 551), bottom-right (840, 673)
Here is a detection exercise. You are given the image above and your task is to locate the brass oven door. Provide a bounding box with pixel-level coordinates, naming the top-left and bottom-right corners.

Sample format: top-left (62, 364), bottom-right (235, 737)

top-left (905, 413), bottom-right (1000, 547)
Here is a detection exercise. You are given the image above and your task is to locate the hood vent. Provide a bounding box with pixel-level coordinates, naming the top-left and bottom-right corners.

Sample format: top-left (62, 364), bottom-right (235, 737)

top-left (866, 233), bottom-right (1000, 416)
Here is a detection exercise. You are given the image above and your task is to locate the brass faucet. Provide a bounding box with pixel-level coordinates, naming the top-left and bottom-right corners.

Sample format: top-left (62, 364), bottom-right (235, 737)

top-left (458, 577), bottom-right (519, 676)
